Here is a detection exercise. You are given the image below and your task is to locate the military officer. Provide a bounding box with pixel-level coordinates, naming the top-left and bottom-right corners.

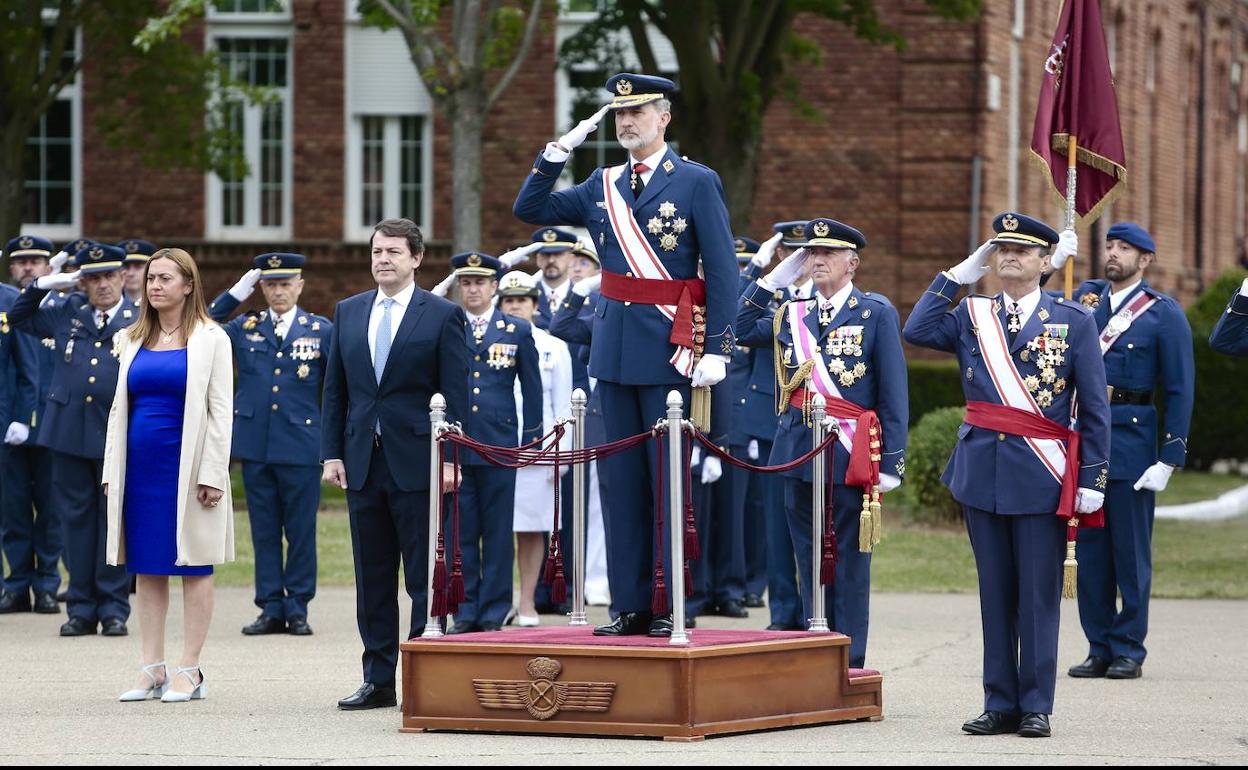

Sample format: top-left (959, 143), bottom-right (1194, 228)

top-left (530, 228), bottom-right (578, 329)
top-left (1041, 223), bottom-right (1194, 680)
top-left (0, 236), bottom-right (61, 615)
top-left (513, 72), bottom-right (738, 637)
top-left (208, 253), bottom-right (332, 637)
top-left (117, 239), bottom-right (157, 305)
top-left (8, 243), bottom-right (138, 637)
top-left (449, 251), bottom-right (543, 633)
top-left (735, 218), bottom-right (907, 664)
top-left (1209, 276), bottom-right (1248, 356)
top-left (904, 213), bottom-right (1110, 738)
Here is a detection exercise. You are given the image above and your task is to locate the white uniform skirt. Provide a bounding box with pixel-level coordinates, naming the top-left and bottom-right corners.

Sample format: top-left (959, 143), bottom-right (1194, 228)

top-left (513, 467), bottom-right (556, 532)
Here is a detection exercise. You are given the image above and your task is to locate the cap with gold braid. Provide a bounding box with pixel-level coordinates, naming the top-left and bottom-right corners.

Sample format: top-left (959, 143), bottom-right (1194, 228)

top-left (773, 220), bottom-right (808, 248)
top-left (989, 212), bottom-right (1059, 249)
top-left (799, 217), bottom-right (867, 251)
top-left (252, 252), bottom-right (306, 280)
top-left (5, 235), bottom-right (54, 259)
top-left (497, 269), bottom-right (540, 298)
top-left (531, 227), bottom-right (578, 254)
top-left (451, 251), bottom-right (503, 279)
top-left (117, 239), bottom-right (158, 265)
top-left (604, 72), bottom-right (677, 110)
top-left (734, 236), bottom-right (761, 264)
top-left (76, 243), bottom-right (126, 275)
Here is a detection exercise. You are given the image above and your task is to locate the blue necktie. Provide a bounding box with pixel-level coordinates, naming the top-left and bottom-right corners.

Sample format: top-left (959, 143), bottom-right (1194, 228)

top-left (374, 297), bottom-right (395, 384)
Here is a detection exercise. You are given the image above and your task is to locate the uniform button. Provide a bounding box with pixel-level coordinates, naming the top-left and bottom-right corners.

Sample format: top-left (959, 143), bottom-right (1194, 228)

top-left (1132, 417), bottom-right (1138, 423)
top-left (272, 404), bottom-right (279, 411)
top-left (94, 341), bottom-right (102, 348)
top-left (475, 355), bottom-right (481, 362)
top-left (473, 372), bottom-right (480, 378)
top-left (473, 387), bottom-right (480, 394)
top-left (998, 433), bottom-right (1006, 441)
top-left (85, 395), bottom-right (94, 403)
top-left (1166, 433), bottom-right (1172, 439)
top-left (626, 271), bottom-right (633, 278)
top-left (740, 398), bottom-right (746, 404)
top-left (88, 376), bottom-right (96, 384)
top-left (272, 386), bottom-right (280, 393)
top-left (277, 352), bottom-right (284, 358)
top-left (751, 384), bottom-right (758, 390)
top-left (274, 368), bottom-right (281, 375)
top-left (90, 358), bottom-right (98, 366)
top-left (624, 301), bottom-right (632, 307)
top-left (305, 419), bottom-right (312, 426)
top-left (472, 405), bottom-right (479, 413)
top-left (1127, 343), bottom-right (1134, 349)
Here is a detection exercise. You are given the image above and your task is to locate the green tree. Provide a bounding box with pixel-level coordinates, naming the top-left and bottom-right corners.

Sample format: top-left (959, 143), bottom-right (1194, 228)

top-left (1, 0), bottom-right (253, 250)
top-left (560, 0), bottom-right (981, 229)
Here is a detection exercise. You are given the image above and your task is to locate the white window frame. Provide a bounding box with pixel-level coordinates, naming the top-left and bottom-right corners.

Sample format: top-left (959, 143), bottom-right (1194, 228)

top-left (343, 114), bottom-right (433, 243)
top-left (204, 26), bottom-right (294, 242)
top-left (206, 0), bottom-right (291, 23)
top-left (22, 16), bottom-right (81, 240)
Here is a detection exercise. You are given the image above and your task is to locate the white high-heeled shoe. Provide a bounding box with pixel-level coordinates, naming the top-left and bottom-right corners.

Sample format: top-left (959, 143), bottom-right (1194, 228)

top-left (516, 614), bottom-right (540, 627)
top-left (160, 667), bottom-right (206, 703)
top-left (119, 661), bottom-right (167, 702)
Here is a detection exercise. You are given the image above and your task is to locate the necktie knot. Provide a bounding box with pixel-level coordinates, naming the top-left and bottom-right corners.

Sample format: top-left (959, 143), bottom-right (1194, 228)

top-left (633, 162), bottom-right (650, 174)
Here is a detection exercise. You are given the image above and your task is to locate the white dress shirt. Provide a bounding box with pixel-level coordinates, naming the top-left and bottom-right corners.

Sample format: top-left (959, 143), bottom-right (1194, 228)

top-left (270, 305), bottom-right (299, 340)
top-left (367, 281), bottom-right (416, 367)
top-left (628, 144), bottom-right (669, 185)
top-left (95, 298), bottom-right (125, 328)
top-left (1109, 279), bottom-right (1142, 313)
top-left (1001, 286), bottom-right (1043, 329)
top-left (815, 281), bottom-right (855, 319)
top-left (540, 279), bottom-right (570, 313)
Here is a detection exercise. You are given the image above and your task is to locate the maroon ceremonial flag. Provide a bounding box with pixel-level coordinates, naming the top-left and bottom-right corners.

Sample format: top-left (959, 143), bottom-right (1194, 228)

top-left (1030, 0), bottom-right (1127, 223)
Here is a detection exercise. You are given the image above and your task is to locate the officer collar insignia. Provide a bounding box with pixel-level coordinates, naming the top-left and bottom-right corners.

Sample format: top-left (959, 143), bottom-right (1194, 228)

top-left (543, 230), bottom-right (557, 243)
top-left (662, 159), bottom-right (674, 173)
top-left (616, 79), bottom-right (633, 95)
top-left (468, 254), bottom-right (482, 267)
top-left (298, 316), bottom-right (308, 325)
top-left (1037, 308), bottom-right (1049, 322)
top-left (848, 296), bottom-right (859, 309)
top-left (507, 322), bottom-right (516, 333)
top-left (496, 319), bottom-right (505, 329)
top-left (123, 309), bottom-right (133, 319)
top-left (311, 321), bottom-right (320, 331)
top-left (19, 236), bottom-right (33, 249)
top-left (813, 222), bottom-right (830, 237)
top-left (1002, 214), bottom-right (1020, 231)
top-left (268, 255), bottom-right (282, 269)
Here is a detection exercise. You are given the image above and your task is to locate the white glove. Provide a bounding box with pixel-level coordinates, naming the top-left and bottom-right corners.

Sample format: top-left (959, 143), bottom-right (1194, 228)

top-left (691, 355), bottom-right (728, 388)
top-left (752, 232), bottom-right (783, 269)
top-left (1133, 462), bottom-right (1175, 492)
top-left (227, 268), bottom-right (263, 302)
top-left (946, 240), bottom-right (996, 285)
top-left (878, 473), bottom-right (901, 493)
top-left (47, 251), bottom-right (69, 275)
top-left (759, 248), bottom-right (807, 292)
top-left (500, 241), bottom-right (545, 269)
top-left (747, 439), bottom-right (760, 461)
top-left (431, 272), bottom-right (456, 298)
top-left (35, 270), bottom-right (81, 292)
top-left (4, 422), bottom-right (30, 446)
top-left (557, 104), bottom-right (611, 153)
top-left (701, 455), bottom-right (723, 485)
top-left (1075, 488), bottom-right (1105, 515)
top-left (1050, 229), bottom-right (1078, 270)
top-left (1239, 276), bottom-right (1248, 298)
top-left (690, 446), bottom-right (702, 467)
top-left (572, 273), bottom-right (601, 297)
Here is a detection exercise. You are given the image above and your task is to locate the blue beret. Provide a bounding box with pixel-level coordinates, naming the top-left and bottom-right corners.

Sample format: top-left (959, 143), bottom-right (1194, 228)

top-left (451, 251), bottom-right (502, 279)
top-left (605, 72), bottom-right (677, 110)
top-left (801, 218), bottom-right (867, 250)
top-left (77, 243), bottom-right (126, 275)
top-left (253, 252), bottom-right (306, 279)
top-left (990, 212), bottom-right (1059, 249)
top-left (117, 239), bottom-right (158, 263)
top-left (5, 235), bottom-right (54, 259)
top-left (734, 236), bottom-right (761, 262)
top-left (1106, 222), bottom-right (1156, 254)
top-left (531, 227), bottom-right (578, 254)
top-left (773, 220), bottom-right (808, 247)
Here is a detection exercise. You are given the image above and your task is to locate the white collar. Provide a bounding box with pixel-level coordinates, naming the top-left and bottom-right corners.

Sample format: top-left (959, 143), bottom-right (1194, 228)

top-left (466, 307), bottom-right (494, 326)
top-left (540, 279), bottom-right (569, 299)
top-left (1001, 286), bottom-right (1043, 325)
top-left (269, 305), bottom-right (299, 329)
top-left (95, 298), bottom-right (125, 322)
top-left (816, 281), bottom-right (855, 314)
top-left (1109, 279), bottom-right (1143, 312)
top-left (629, 144), bottom-right (669, 173)
top-left (375, 281), bottom-right (416, 309)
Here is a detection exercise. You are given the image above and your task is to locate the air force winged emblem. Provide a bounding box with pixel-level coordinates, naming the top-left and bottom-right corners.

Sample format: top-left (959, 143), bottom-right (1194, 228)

top-left (472, 657), bottom-right (616, 721)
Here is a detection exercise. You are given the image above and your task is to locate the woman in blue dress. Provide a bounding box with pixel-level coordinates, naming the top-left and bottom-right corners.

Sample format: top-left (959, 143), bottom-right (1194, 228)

top-left (103, 248), bottom-right (235, 703)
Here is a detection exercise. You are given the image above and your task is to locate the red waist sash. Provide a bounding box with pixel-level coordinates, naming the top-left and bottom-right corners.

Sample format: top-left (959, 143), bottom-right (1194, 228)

top-left (600, 271), bottom-right (706, 349)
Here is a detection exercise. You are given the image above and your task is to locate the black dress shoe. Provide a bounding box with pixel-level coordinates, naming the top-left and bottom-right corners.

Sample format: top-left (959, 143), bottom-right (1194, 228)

top-left (286, 616), bottom-right (313, 636)
top-left (33, 592), bottom-right (59, 614)
top-left (684, 616), bottom-right (697, 629)
top-left (1018, 712), bottom-right (1051, 738)
top-left (56, 589), bottom-right (68, 603)
top-left (592, 611), bottom-right (652, 636)
top-left (479, 621), bottom-right (502, 632)
top-left (1068, 655), bottom-right (1110, 678)
top-left (337, 682), bottom-right (397, 710)
top-left (1106, 656), bottom-right (1142, 679)
top-left (714, 599), bottom-right (749, 618)
top-left (647, 614), bottom-right (674, 637)
top-left (962, 710), bottom-right (1021, 735)
top-left (242, 614), bottom-right (287, 635)
top-left (743, 593), bottom-right (765, 608)
top-left (101, 617), bottom-right (128, 636)
top-left (59, 616), bottom-right (97, 637)
top-left (0, 591), bottom-right (31, 613)
top-left (448, 621), bottom-right (482, 634)
top-left (766, 622), bottom-right (805, 631)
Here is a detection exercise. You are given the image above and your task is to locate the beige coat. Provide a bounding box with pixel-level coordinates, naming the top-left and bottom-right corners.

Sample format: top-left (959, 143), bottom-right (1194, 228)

top-left (104, 322), bottom-right (235, 567)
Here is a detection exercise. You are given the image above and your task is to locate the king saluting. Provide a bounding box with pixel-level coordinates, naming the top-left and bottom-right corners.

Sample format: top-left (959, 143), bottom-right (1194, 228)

top-left (513, 73), bottom-right (737, 637)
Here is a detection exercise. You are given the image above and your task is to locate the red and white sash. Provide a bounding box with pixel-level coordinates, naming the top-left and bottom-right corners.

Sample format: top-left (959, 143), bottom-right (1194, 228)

top-left (966, 297), bottom-right (1066, 483)
top-left (602, 165), bottom-right (693, 376)
top-left (785, 301), bottom-right (856, 454)
top-left (1099, 291), bottom-right (1157, 355)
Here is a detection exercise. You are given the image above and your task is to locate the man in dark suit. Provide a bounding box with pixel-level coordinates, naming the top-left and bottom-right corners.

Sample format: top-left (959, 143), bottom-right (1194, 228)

top-left (321, 218), bottom-right (468, 711)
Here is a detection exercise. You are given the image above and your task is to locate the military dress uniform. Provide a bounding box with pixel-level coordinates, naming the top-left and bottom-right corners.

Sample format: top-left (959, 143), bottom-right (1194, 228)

top-left (903, 212), bottom-right (1111, 733)
top-left (208, 253), bottom-right (331, 635)
top-left (450, 252), bottom-right (543, 633)
top-left (0, 236), bottom-right (62, 614)
top-left (1062, 223), bottom-right (1194, 678)
top-left (1209, 279), bottom-right (1248, 356)
top-left (735, 219), bottom-right (908, 667)
top-left (7, 244), bottom-right (138, 636)
top-left (513, 73), bottom-right (738, 636)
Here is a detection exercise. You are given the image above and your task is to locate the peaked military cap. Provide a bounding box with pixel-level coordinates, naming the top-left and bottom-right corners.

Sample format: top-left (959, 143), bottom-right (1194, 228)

top-left (773, 220), bottom-right (809, 248)
top-left (734, 236), bottom-right (761, 263)
top-left (497, 269), bottom-right (540, 299)
top-left (77, 243), bottom-right (126, 275)
top-left (5, 235), bottom-right (54, 259)
top-left (531, 227), bottom-right (578, 254)
top-left (801, 217), bottom-right (867, 251)
top-left (451, 251), bottom-right (502, 279)
top-left (117, 239), bottom-right (158, 264)
top-left (990, 212), bottom-right (1059, 249)
top-left (605, 72), bottom-right (677, 110)
top-left (254, 252), bottom-right (306, 279)
top-left (572, 239), bottom-right (600, 266)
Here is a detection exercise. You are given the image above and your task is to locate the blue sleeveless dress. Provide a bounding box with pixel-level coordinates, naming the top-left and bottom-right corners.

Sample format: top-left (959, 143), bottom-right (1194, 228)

top-left (123, 347), bottom-right (212, 576)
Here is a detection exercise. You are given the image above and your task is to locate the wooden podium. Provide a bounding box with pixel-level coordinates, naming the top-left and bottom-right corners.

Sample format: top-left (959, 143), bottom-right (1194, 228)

top-left (399, 628), bottom-right (882, 740)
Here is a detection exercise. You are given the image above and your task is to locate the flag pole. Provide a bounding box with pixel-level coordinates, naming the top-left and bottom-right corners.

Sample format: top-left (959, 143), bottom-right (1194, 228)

top-left (1064, 135), bottom-right (1078, 299)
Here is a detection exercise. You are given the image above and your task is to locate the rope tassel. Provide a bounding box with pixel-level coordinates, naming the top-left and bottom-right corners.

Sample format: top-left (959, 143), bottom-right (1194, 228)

top-left (870, 488), bottom-right (883, 547)
top-left (859, 493), bottom-right (873, 554)
top-left (1062, 518), bottom-right (1080, 599)
top-left (651, 565), bottom-right (669, 616)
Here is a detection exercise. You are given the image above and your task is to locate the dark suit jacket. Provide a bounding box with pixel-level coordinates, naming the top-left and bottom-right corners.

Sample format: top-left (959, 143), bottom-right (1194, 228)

top-left (321, 285), bottom-right (468, 492)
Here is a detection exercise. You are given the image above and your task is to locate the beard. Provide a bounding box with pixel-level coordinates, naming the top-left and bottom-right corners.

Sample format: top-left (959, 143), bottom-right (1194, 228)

top-left (618, 125), bottom-right (659, 152)
top-left (1105, 261), bottom-right (1139, 283)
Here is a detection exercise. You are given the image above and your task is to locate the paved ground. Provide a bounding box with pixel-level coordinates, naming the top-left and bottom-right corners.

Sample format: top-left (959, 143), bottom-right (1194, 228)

top-left (1, 587), bottom-right (1244, 765)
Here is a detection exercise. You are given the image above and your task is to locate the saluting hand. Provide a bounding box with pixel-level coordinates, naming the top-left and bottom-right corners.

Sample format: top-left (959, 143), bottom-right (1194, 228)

top-left (759, 247), bottom-right (807, 292)
top-left (323, 460), bottom-right (348, 490)
top-left (228, 268), bottom-right (264, 302)
top-left (556, 105), bottom-right (611, 153)
top-left (572, 273), bottom-right (601, 297)
top-left (499, 241), bottom-right (545, 269)
top-left (752, 232), bottom-right (784, 269)
top-left (431, 272), bottom-right (456, 298)
top-left (197, 484), bottom-right (224, 508)
top-left (36, 270), bottom-right (81, 292)
top-left (47, 251), bottom-right (70, 275)
top-left (947, 240), bottom-right (996, 285)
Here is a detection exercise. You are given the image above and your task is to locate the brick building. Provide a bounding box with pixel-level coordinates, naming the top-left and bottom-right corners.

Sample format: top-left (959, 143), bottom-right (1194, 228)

top-left (21, 0), bottom-right (1248, 318)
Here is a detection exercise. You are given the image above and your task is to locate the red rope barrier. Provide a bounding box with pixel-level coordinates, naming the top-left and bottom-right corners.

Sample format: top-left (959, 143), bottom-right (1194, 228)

top-left (689, 429), bottom-right (838, 474)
